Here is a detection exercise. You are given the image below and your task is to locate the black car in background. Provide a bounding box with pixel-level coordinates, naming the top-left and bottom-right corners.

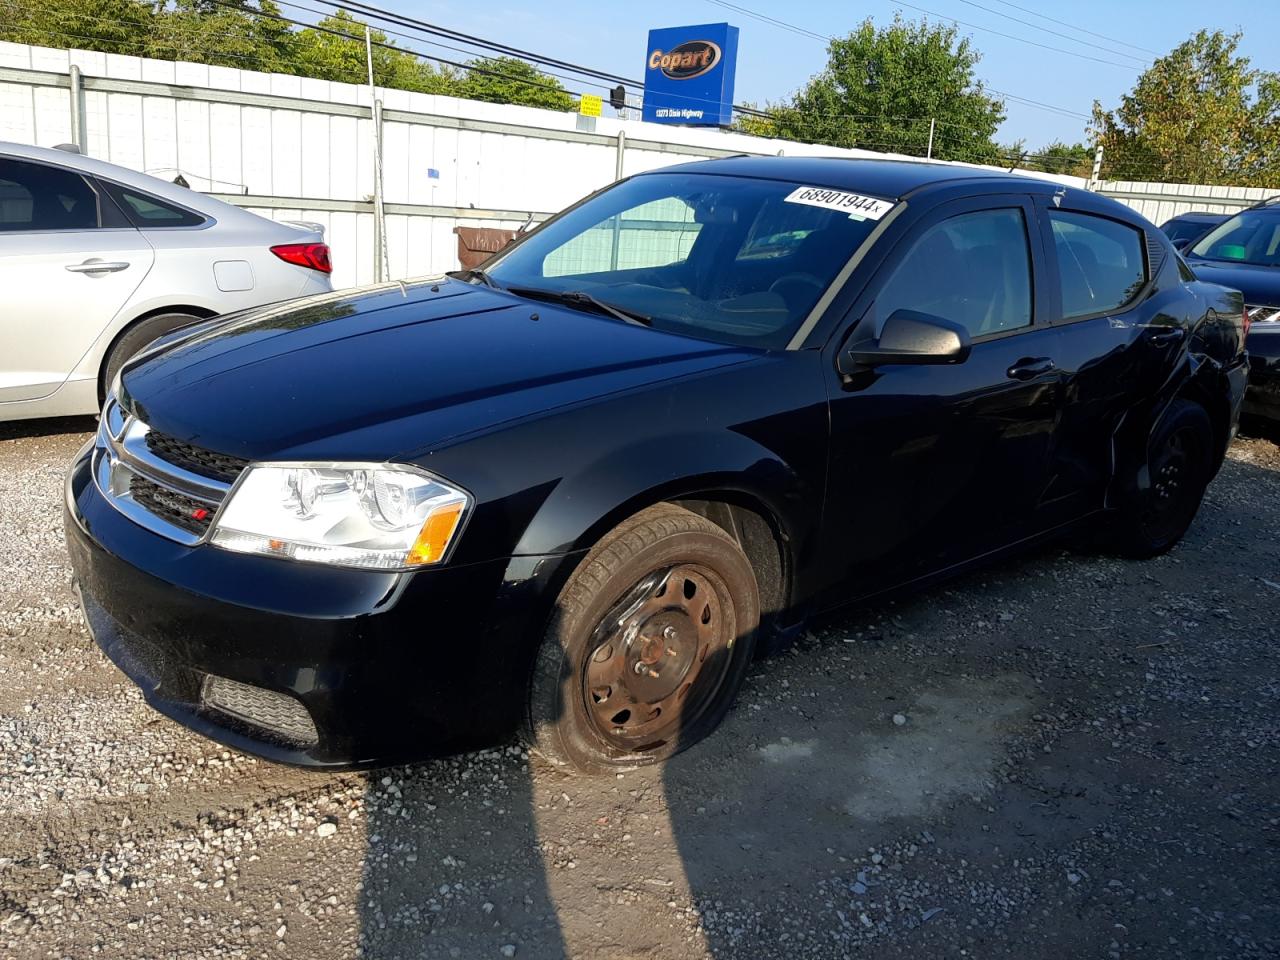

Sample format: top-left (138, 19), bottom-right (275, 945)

top-left (65, 158), bottom-right (1249, 773)
top-left (1161, 211), bottom-right (1229, 247)
top-left (1180, 197), bottom-right (1280, 421)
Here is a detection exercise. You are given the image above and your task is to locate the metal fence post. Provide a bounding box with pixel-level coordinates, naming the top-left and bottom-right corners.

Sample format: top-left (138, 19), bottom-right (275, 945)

top-left (926, 118), bottom-right (935, 160)
top-left (68, 64), bottom-right (85, 151)
top-left (366, 26), bottom-right (389, 283)
top-left (615, 129), bottom-right (626, 181)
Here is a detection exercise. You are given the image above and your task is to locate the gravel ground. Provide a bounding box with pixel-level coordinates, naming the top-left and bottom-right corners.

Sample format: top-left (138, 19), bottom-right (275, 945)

top-left (0, 415), bottom-right (1277, 959)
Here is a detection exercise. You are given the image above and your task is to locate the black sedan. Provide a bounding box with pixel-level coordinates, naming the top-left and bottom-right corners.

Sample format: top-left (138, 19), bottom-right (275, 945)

top-left (65, 157), bottom-right (1249, 773)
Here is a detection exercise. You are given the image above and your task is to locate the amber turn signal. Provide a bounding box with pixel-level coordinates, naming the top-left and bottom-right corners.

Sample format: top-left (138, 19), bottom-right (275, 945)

top-left (405, 500), bottom-right (467, 566)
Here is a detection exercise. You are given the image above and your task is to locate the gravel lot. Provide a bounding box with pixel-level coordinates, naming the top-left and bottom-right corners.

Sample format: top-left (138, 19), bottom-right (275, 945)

top-left (0, 416), bottom-right (1277, 959)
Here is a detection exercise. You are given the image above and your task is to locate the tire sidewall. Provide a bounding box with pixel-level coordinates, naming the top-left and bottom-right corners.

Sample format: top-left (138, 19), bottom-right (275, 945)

top-left (533, 522), bottom-right (760, 774)
top-left (1126, 398), bottom-right (1214, 556)
top-left (101, 312), bottom-right (203, 400)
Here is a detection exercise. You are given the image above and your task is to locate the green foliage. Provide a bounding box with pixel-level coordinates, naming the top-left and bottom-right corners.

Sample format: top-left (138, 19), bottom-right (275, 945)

top-left (1022, 141), bottom-right (1093, 177)
top-left (456, 56), bottom-right (575, 112)
top-left (4, 0), bottom-right (157, 54)
top-left (0, 0), bottom-right (560, 108)
top-left (1093, 30), bottom-right (1280, 186)
top-left (740, 17), bottom-right (1006, 163)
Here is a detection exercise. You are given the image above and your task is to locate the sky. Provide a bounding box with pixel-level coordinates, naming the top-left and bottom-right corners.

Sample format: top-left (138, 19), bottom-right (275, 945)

top-left (390, 0), bottom-right (1278, 147)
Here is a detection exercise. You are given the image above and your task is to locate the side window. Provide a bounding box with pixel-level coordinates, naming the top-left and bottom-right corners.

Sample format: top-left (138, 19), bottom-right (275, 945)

top-left (105, 183), bottom-right (206, 227)
top-left (1048, 211), bottom-right (1146, 319)
top-left (0, 158), bottom-right (99, 232)
top-left (543, 197), bottom-right (701, 277)
top-left (876, 207), bottom-right (1033, 338)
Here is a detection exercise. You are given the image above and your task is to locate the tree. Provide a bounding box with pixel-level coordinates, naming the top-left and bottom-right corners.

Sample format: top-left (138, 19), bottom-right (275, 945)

top-left (1023, 141), bottom-right (1093, 178)
top-left (291, 10), bottom-right (454, 94)
top-left (455, 56), bottom-right (575, 112)
top-left (3, 0), bottom-right (157, 56)
top-left (740, 17), bottom-right (1006, 163)
top-left (1093, 30), bottom-right (1280, 186)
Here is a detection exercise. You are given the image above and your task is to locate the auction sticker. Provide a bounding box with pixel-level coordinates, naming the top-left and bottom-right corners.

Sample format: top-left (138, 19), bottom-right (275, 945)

top-left (783, 186), bottom-right (894, 220)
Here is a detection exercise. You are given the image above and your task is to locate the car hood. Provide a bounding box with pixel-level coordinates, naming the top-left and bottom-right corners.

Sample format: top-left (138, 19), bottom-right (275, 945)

top-left (1186, 258), bottom-right (1280, 307)
top-left (122, 279), bottom-right (756, 462)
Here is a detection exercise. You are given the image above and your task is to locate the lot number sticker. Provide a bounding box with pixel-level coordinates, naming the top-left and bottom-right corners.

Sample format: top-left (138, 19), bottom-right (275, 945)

top-left (783, 186), bottom-right (894, 220)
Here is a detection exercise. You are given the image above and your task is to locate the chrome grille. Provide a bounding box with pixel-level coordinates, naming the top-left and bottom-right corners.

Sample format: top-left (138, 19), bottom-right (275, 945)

top-left (201, 674), bottom-right (318, 747)
top-left (145, 430), bottom-right (249, 485)
top-left (1246, 305), bottom-right (1280, 326)
top-left (93, 397), bottom-right (235, 545)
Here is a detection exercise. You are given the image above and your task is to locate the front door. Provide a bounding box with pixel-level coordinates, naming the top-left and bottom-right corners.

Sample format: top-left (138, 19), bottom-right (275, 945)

top-left (817, 195), bottom-right (1064, 606)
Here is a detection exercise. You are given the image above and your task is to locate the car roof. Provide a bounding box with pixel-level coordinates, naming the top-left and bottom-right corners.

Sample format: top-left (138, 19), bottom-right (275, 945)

top-left (0, 140), bottom-right (260, 224)
top-left (645, 155), bottom-right (1060, 200)
top-left (1169, 211), bottom-right (1228, 221)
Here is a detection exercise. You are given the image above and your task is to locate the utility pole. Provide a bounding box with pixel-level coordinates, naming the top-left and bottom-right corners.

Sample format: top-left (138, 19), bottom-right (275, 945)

top-left (926, 118), bottom-right (936, 160)
top-left (1088, 141), bottom-right (1104, 191)
top-left (366, 26), bottom-right (389, 283)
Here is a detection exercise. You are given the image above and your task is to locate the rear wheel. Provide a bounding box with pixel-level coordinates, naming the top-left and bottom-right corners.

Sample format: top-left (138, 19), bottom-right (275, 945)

top-left (1103, 398), bottom-right (1214, 558)
top-left (100, 311), bottom-right (204, 402)
top-left (526, 504), bottom-right (759, 774)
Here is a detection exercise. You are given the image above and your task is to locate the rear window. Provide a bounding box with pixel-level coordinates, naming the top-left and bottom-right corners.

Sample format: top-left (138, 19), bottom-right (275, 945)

top-left (1048, 211), bottom-right (1147, 319)
top-left (105, 182), bottom-right (206, 227)
top-left (0, 157), bottom-right (99, 232)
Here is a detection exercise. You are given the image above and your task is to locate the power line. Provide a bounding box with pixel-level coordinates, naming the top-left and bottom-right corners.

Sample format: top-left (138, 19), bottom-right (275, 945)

top-left (704, 0), bottom-right (1095, 121)
top-left (205, 0), bottom-right (599, 99)
top-left (311, 0), bottom-right (643, 89)
top-left (882, 0), bottom-right (1142, 71)
top-left (979, 0), bottom-right (1161, 57)
top-left (949, 0), bottom-right (1148, 65)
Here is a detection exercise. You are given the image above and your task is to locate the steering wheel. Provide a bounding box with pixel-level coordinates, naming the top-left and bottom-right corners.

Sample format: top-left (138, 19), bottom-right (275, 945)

top-left (768, 273), bottom-right (825, 312)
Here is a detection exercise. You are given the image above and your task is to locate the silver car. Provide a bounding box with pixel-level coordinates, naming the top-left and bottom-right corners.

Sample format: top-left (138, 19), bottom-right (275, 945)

top-left (0, 141), bottom-right (334, 421)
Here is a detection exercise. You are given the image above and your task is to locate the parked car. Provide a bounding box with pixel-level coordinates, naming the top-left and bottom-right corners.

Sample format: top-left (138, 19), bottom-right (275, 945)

top-left (65, 157), bottom-right (1248, 773)
top-left (1160, 211), bottom-right (1228, 248)
top-left (0, 141), bottom-right (333, 421)
top-left (1179, 197), bottom-right (1280, 421)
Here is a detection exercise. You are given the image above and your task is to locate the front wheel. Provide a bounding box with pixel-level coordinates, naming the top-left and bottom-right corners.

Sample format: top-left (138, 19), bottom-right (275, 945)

top-left (525, 504), bottom-right (759, 774)
top-left (1103, 398), bottom-right (1214, 558)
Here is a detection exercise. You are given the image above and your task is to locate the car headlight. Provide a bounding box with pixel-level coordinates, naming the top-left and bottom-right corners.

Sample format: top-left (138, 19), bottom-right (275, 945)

top-left (210, 463), bottom-right (470, 570)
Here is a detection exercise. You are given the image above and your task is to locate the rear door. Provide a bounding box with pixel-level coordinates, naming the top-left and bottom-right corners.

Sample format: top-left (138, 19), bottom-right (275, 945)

top-left (817, 193), bottom-right (1064, 603)
top-left (0, 156), bottom-right (154, 404)
top-left (1032, 201), bottom-right (1183, 523)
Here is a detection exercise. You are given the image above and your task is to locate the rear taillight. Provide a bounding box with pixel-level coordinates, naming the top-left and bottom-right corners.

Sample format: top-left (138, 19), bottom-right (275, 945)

top-left (270, 242), bottom-right (332, 274)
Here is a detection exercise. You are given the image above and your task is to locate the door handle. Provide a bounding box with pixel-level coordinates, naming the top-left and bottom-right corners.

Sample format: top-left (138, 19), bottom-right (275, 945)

top-left (1146, 327), bottom-right (1186, 346)
top-left (1007, 357), bottom-right (1056, 380)
top-left (66, 260), bottom-right (129, 274)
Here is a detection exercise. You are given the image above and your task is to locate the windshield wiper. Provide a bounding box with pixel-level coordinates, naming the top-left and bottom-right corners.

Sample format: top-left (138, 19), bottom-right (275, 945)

top-left (503, 286), bottom-right (652, 327)
top-left (446, 267), bottom-right (501, 289)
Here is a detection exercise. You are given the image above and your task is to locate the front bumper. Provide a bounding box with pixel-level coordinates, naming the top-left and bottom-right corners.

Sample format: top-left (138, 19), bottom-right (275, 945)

top-left (64, 442), bottom-right (575, 768)
top-left (1244, 329), bottom-right (1280, 421)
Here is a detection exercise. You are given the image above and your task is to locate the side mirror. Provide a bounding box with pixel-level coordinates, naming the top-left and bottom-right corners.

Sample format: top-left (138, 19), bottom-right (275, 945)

top-left (840, 309), bottom-right (972, 373)
top-left (1172, 237), bottom-right (1191, 252)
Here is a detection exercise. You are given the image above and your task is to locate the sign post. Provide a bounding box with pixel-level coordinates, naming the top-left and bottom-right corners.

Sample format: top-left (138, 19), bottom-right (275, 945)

top-left (642, 23), bottom-right (739, 127)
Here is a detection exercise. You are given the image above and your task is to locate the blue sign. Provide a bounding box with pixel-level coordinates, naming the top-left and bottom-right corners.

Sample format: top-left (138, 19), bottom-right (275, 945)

top-left (642, 22), bottom-right (739, 127)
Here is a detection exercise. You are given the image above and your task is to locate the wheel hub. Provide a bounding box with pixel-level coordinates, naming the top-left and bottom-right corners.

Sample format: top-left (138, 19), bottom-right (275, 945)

top-left (583, 564), bottom-right (729, 748)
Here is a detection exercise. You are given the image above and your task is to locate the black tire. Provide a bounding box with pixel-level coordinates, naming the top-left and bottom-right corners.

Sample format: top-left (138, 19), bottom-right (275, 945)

top-left (526, 503), bottom-right (760, 774)
top-left (100, 311), bottom-right (204, 401)
top-left (1103, 398), bottom-right (1214, 559)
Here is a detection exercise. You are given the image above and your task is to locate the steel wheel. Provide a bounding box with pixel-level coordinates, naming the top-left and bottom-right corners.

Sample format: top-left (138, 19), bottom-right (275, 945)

top-left (1138, 423), bottom-right (1204, 544)
top-left (582, 564), bottom-right (735, 752)
top-left (526, 503), bottom-right (760, 774)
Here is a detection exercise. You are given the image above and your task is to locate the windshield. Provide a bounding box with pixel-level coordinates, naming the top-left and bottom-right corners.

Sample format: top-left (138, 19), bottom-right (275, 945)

top-left (486, 172), bottom-right (891, 348)
top-left (1188, 209), bottom-right (1280, 267)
